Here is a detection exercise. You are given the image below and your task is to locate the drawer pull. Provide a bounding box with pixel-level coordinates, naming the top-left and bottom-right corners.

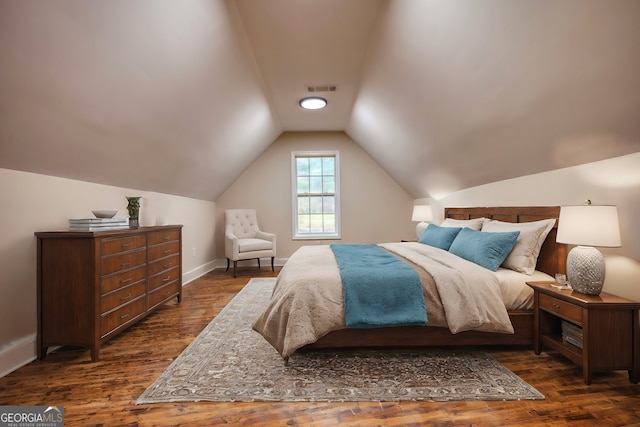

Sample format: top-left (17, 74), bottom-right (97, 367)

top-left (552, 303), bottom-right (560, 309)
top-left (119, 311), bottom-right (131, 320)
top-left (163, 249), bottom-right (171, 254)
top-left (121, 243), bottom-right (132, 248)
top-left (163, 236), bottom-right (170, 240)
top-left (162, 276), bottom-right (172, 282)
top-left (121, 262), bottom-right (131, 267)
top-left (163, 263), bottom-right (172, 268)
top-left (163, 292), bottom-right (170, 297)
top-left (120, 293), bottom-right (131, 301)
top-left (120, 277), bottom-right (132, 284)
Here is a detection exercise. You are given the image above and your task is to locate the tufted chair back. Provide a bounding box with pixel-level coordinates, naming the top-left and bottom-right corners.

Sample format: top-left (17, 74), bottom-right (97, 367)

top-left (225, 209), bottom-right (260, 239)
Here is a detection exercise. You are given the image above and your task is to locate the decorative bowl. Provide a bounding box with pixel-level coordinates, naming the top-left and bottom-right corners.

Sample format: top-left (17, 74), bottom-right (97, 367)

top-left (92, 210), bottom-right (118, 218)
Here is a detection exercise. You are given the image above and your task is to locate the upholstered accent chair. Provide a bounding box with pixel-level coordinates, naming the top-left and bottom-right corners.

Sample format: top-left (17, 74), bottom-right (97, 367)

top-left (224, 209), bottom-right (276, 277)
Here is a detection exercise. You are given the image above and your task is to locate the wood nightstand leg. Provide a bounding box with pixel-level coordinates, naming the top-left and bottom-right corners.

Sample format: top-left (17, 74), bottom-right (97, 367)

top-left (583, 370), bottom-right (592, 385)
top-left (632, 309), bottom-right (639, 384)
top-left (533, 292), bottom-right (541, 355)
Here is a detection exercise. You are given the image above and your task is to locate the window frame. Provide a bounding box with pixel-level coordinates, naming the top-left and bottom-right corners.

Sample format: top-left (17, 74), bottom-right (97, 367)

top-left (291, 150), bottom-right (341, 240)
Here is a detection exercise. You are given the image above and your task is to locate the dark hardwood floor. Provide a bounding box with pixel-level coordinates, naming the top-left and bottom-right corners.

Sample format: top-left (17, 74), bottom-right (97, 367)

top-left (1, 267), bottom-right (639, 426)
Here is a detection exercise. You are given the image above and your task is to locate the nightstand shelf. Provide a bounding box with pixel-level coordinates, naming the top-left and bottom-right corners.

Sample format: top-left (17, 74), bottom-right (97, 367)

top-left (540, 333), bottom-right (583, 365)
top-left (527, 281), bottom-right (640, 385)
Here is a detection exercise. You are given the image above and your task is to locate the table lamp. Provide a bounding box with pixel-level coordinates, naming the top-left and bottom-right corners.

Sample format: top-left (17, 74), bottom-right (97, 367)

top-left (412, 205), bottom-right (433, 240)
top-left (556, 201), bottom-right (621, 295)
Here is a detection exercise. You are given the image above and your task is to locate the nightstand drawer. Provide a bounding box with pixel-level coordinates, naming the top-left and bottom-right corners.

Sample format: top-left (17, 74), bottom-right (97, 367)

top-left (539, 293), bottom-right (582, 324)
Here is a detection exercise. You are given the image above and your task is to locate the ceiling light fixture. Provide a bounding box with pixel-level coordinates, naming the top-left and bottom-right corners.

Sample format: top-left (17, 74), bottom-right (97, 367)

top-left (299, 97), bottom-right (327, 110)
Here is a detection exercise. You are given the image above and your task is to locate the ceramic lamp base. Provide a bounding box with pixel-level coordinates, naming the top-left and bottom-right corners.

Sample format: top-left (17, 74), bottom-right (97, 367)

top-left (566, 245), bottom-right (605, 295)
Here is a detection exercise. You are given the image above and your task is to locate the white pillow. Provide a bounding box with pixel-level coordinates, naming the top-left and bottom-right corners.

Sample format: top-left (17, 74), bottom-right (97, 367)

top-left (415, 221), bottom-right (430, 240)
top-left (481, 218), bottom-right (556, 275)
top-left (440, 217), bottom-right (487, 231)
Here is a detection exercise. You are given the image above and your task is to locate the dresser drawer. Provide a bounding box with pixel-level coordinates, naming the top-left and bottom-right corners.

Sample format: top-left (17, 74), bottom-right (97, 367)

top-left (101, 249), bottom-right (147, 276)
top-left (148, 266), bottom-right (180, 292)
top-left (148, 241), bottom-right (180, 262)
top-left (148, 254), bottom-right (180, 277)
top-left (101, 265), bottom-right (146, 294)
top-left (148, 281), bottom-right (181, 309)
top-left (148, 229), bottom-right (180, 246)
top-left (540, 293), bottom-right (583, 324)
top-left (101, 281), bottom-right (146, 314)
top-left (101, 235), bottom-right (146, 256)
top-left (100, 296), bottom-right (145, 338)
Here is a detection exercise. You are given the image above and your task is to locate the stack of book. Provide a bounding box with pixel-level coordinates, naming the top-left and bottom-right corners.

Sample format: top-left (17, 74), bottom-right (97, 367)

top-left (68, 217), bottom-right (130, 231)
top-left (561, 320), bottom-right (583, 349)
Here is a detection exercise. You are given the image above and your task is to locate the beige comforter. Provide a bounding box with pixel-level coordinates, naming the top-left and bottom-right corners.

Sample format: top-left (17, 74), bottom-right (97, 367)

top-left (252, 242), bottom-right (514, 359)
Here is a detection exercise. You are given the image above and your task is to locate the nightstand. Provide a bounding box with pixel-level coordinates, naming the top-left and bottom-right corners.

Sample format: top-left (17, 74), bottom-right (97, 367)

top-left (527, 281), bottom-right (640, 385)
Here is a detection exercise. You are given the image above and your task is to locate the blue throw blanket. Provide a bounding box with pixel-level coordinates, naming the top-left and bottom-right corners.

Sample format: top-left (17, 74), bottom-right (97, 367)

top-left (330, 244), bottom-right (427, 328)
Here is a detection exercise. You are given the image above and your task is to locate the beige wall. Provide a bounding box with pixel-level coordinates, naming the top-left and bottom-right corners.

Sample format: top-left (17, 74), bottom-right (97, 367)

top-left (216, 131), bottom-right (416, 262)
top-left (0, 168), bottom-right (216, 377)
top-left (430, 152), bottom-right (640, 301)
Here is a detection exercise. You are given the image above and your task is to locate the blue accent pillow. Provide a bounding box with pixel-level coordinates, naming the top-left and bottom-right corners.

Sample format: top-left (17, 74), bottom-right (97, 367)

top-left (418, 224), bottom-right (462, 250)
top-left (448, 228), bottom-right (520, 271)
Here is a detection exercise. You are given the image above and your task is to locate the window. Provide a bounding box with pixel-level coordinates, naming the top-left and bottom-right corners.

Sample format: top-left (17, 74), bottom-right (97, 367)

top-left (291, 151), bottom-right (340, 239)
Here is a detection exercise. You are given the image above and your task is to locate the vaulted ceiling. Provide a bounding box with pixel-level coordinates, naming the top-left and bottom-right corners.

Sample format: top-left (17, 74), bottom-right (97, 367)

top-left (1, 0), bottom-right (639, 201)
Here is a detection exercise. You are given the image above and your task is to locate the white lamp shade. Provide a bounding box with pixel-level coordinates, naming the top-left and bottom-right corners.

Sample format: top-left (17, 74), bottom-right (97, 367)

top-left (412, 205), bottom-right (433, 222)
top-left (556, 205), bottom-right (621, 247)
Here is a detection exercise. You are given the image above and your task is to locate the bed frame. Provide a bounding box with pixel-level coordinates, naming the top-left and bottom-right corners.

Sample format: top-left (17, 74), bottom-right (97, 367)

top-left (304, 206), bottom-right (566, 350)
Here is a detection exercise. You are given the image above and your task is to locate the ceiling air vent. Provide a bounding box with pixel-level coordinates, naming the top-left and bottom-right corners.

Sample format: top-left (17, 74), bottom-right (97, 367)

top-left (307, 85), bottom-right (337, 93)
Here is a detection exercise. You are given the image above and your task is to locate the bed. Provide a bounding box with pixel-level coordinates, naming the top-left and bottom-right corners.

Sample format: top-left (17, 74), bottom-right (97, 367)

top-left (253, 206), bottom-right (567, 360)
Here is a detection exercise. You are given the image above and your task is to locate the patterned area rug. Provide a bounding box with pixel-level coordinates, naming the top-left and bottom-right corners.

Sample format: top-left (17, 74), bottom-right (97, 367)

top-left (137, 278), bottom-right (543, 403)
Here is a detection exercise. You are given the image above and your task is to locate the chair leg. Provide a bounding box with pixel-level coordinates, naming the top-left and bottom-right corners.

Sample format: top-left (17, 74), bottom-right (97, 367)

top-left (271, 257), bottom-right (274, 272)
top-left (257, 258), bottom-right (261, 269)
top-left (226, 258), bottom-right (230, 272)
top-left (233, 260), bottom-right (237, 278)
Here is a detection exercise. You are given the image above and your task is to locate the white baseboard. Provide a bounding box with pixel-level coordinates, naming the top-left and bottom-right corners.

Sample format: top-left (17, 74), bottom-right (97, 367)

top-left (181, 257), bottom-right (287, 284)
top-left (0, 334), bottom-right (37, 378)
top-left (182, 260), bottom-right (217, 285)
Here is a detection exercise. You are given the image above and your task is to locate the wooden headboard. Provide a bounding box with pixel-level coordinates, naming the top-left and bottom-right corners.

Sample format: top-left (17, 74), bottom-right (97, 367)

top-left (444, 206), bottom-right (567, 277)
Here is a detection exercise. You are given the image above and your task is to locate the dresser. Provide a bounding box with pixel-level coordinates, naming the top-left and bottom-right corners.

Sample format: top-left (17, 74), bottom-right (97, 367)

top-left (36, 225), bottom-right (183, 362)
